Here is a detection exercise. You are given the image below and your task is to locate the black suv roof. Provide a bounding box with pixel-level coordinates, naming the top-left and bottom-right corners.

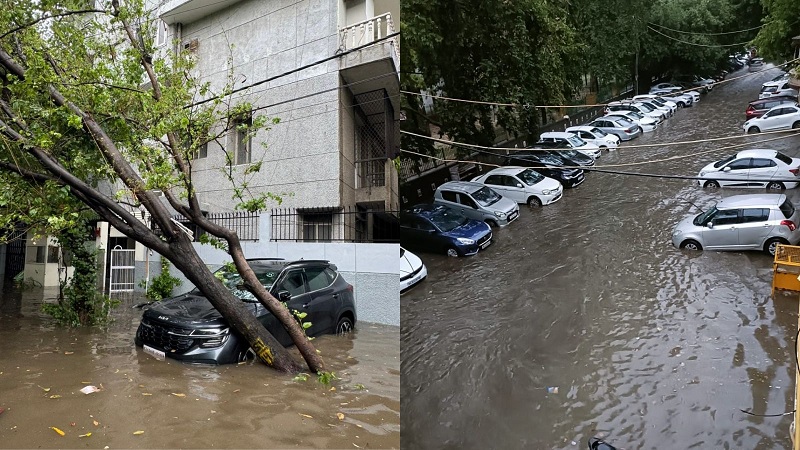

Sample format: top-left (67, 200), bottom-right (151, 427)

top-left (248, 258), bottom-right (335, 270)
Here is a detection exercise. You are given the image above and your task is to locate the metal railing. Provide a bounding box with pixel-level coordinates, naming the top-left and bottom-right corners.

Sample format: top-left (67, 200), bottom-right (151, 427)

top-left (153, 211), bottom-right (260, 242)
top-left (270, 206), bottom-right (398, 243)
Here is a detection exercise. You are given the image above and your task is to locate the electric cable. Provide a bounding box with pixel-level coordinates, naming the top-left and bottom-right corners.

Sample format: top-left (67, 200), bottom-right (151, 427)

top-left (646, 21), bottom-right (770, 36)
top-left (647, 25), bottom-right (756, 48)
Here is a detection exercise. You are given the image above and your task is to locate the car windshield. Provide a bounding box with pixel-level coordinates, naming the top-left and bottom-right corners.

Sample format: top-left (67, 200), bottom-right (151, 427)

top-left (193, 264), bottom-right (283, 300)
top-left (713, 154), bottom-right (736, 168)
top-left (429, 208), bottom-right (468, 232)
top-left (693, 207), bottom-right (718, 226)
top-left (560, 149), bottom-right (580, 159)
top-left (590, 127), bottom-right (608, 137)
top-left (651, 98), bottom-right (666, 106)
top-left (637, 103), bottom-right (655, 112)
top-left (776, 152), bottom-right (793, 165)
top-left (538, 154), bottom-right (562, 165)
top-left (472, 186), bottom-right (502, 207)
top-left (627, 111), bottom-right (644, 119)
top-left (517, 169), bottom-right (544, 185)
top-left (566, 136), bottom-right (585, 147)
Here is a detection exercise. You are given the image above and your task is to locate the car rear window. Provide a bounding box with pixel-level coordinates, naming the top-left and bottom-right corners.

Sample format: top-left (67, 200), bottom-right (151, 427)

top-left (775, 152), bottom-right (792, 165)
top-left (780, 199), bottom-right (796, 219)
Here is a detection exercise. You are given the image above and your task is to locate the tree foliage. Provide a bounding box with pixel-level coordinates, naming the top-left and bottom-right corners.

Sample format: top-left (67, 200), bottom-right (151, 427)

top-left (753, 0), bottom-right (800, 60)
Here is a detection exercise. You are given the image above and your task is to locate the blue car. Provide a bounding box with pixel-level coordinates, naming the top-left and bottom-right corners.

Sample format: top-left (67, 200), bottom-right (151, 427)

top-left (400, 204), bottom-right (493, 257)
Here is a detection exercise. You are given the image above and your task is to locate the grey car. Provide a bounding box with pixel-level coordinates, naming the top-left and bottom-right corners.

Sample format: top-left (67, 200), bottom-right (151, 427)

top-left (586, 116), bottom-right (642, 141)
top-left (434, 181), bottom-right (520, 227)
top-left (671, 194), bottom-right (800, 256)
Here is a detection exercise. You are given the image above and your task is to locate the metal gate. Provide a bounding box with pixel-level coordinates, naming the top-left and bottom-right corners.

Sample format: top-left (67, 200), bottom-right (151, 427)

top-left (4, 236), bottom-right (25, 279)
top-left (109, 245), bottom-right (135, 292)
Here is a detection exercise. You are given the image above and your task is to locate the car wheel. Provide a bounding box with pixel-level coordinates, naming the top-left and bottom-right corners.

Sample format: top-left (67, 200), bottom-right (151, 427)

top-left (704, 180), bottom-right (720, 188)
top-left (747, 126), bottom-right (760, 134)
top-left (680, 239), bottom-right (702, 251)
top-left (792, 121), bottom-right (800, 130)
top-left (335, 316), bottom-right (354, 335)
top-left (446, 247), bottom-right (460, 258)
top-left (764, 237), bottom-right (788, 256)
top-left (485, 219), bottom-right (498, 228)
top-left (766, 181), bottom-right (785, 190)
top-left (527, 196), bottom-right (542, 207)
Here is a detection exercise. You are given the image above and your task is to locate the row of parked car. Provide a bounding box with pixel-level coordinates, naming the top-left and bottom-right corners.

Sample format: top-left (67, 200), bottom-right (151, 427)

top-left (742, 71), bottom-right (800, 134)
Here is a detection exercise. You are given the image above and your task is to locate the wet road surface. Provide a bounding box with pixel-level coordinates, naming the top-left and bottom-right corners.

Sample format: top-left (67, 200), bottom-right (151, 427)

top-left (0, 287), bottom-right (399, 449)
top-left (401, 67), bottom-right (800, 449)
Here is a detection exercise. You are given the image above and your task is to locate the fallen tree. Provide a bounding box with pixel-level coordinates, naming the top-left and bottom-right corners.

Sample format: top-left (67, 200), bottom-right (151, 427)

top-left (0, 0), bottom-right (324, 373)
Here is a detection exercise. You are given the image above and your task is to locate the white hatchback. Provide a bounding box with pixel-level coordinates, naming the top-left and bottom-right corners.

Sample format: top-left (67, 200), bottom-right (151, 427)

top-left (565, 126), bottom-right (620, 150)
top-left (697, 149), bottom-right (800, 190)
top-left (742, 104), bottom-right (800, 134)
top-left (472, 166), bottom-right (563, 207)
top-left (605, 111), bottom-right (658, 132)
top-left (400, 247), bottom-right (427, 294)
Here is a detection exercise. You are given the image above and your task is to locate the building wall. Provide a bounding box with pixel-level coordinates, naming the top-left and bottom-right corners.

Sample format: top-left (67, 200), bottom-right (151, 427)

top-left (175, 0), bottom-right (345, 211)
top-left (339, 81), bottom-right (358, 207)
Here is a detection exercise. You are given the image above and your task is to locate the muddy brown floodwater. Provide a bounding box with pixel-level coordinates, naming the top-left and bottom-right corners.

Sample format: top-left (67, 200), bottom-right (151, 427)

top-left (0, 286), bottom-right (399, 449)
top-left (401, 67), bottom-right (800, 449)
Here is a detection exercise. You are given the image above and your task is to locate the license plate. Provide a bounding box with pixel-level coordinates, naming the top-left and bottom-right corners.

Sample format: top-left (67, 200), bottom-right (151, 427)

top-left (143, 345), bottom-right (166, 361)
top-left (480, 239), bottom-right (492, 249)
top-left (508, 211), bottom-right (519, 222)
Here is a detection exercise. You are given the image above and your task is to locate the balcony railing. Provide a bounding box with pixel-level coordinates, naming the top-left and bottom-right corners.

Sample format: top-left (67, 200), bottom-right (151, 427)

top-left (340, 13), bottom-right (399, 64)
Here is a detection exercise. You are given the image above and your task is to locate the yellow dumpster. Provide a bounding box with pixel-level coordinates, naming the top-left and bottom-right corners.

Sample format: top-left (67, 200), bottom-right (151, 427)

top-left (772, 244), bottom-right (800, 297)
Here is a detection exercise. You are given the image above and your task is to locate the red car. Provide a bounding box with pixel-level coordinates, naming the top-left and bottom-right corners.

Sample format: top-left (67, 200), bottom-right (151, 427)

top-left (745, 97), bottom-right (797, 120)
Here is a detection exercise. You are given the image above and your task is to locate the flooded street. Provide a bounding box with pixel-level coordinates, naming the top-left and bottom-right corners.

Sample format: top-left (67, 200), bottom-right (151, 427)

top-left (401, 68), bottom-right (800, 449)
top-left (0, 287), bottom-right (399, 449)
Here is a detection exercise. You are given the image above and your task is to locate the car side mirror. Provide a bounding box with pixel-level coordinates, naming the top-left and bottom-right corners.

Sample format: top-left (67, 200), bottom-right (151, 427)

top-left (277, 290), bottom-right (292, 302)
top-left (706, 222), bottom-right (714, 229)
top-left (516, 183), bottom-right (523, 188)
top-left (723, 167), bottom-right (731, 172)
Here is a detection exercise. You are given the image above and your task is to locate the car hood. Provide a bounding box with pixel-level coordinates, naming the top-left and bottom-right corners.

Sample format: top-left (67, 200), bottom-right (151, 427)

top-left (673, 215), bottom-right (700, 234)
top-left (698, 161), bottom-right (719, 174)
top-left (400, 249), bottom-right (424, 277)
top-left (536, 177), bottom-right (561, 191)
top-left (494, 196), bottom-right (518, 214)
top-left (442, 219), bottom-right (490, 241)
top-left (142, 293), bottom-right (230, 327)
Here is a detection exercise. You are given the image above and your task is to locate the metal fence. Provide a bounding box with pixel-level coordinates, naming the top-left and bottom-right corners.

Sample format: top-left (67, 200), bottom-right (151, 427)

top-left (154, 211), bottom-right (260, 241)
top-left (270, 207), bottom-right (399, 243)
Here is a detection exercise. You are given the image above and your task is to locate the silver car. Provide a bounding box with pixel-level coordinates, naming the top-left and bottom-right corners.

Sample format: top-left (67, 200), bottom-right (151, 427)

top-left (434, 181), bottom-right (520, 227)
top-left (671, 194), bottom-right (800, 256)
top-left (586, 116), bottom-right (642, 141)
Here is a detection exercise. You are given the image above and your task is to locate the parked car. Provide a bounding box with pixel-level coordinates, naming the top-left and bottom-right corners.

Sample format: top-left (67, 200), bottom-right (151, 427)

top-left (650, 82), bottom-right (683, 94)
top-left (697, 149), bottom-right (800, 190)
top-left (433, 181), bottom-right (520, 227)
top-left (565, 125), bottom-right (620, 149)
top-left (758, 80), bottom-right (798, 99)
top-left (639, 92), bottom-right (692, 108)
top-left (768, 72), bottom-right (789, 83)
top-left (472, 166), bottom-right (563, 207)
top-left (632, 95), bottom-right (677, 115)
top-left (604, 110), bottom-right (658, 132)
top-left (400, 247), bottom-right (427, 294)
top-left (742, 104), bottom-right (800, 133)
top-left (505, 151), bottom-right (586, 188)
top-left (606, 101), bottom-right (665, 122)
top-left (135, 258), bottom-right (357, 365)
top-left (537, 131), bottom-right (601, 158)
top-left (671, 193), bottom-right (800, 256)
top-left (745, 97), bottom-right (798, 120)
top-left (673, 74), bottom-right (714, 93)
top-left (585, 116), bottom-right (642, 141)
top-left (400, 204), bottom-right (493, 257)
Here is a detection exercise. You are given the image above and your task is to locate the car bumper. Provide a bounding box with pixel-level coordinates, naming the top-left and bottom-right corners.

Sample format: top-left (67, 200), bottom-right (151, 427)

top-left (640, 123), bottom-right (657, 132)
top-left (496, 209), bottom-right (520, 227)
top-left (563, 173), bottom-right (585, 188)
top-left (401, 264), bottom-right (428, 294)
top-left (540, 189), bottom-right (563, 205)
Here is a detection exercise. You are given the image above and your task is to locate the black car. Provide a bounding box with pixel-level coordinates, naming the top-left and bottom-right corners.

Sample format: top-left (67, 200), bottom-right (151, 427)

top-left (135, 259), bottom-right (356, 364)
top-left (530, 144), bottom-right (595, 167)
top-left (504, 151), bottom-right (586, 188)
top-left (400, 204), bottom-right (493, 257)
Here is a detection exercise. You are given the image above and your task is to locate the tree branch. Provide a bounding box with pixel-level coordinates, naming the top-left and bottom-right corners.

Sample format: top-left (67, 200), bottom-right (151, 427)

top-left (0, 9), bottom-right (109, 41)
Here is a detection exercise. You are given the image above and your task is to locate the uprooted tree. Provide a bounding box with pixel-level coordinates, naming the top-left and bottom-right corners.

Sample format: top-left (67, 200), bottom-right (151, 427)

top-left (0, 0), bottom-right (323, 373)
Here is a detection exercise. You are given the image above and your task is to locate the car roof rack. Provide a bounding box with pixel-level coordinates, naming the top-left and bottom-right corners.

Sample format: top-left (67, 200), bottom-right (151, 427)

top-left (248, 258), bottom-right (286, 262)
top-left (286, 259), bottom-right (331, 265)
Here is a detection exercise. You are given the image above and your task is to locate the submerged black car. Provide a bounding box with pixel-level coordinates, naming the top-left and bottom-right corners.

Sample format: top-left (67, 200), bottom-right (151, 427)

top-left (505, 151), bottom-right (586, 188)
top-left (135, 258), bottom-right (356, 364)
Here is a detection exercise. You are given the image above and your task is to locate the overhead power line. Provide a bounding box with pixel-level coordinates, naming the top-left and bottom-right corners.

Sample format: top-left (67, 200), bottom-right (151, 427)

top-left (646, 21), bottom-right (769, 36)
top-left (646, 26), bottom-right (755, 48)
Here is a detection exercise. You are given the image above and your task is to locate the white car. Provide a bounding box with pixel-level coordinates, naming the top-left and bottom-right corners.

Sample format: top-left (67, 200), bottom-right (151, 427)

top-left (742, 104), bottom-right (800, 134)
top-left (759, 80), bottom-right (799, 99)
top-left (606, 101), bottom-right (665, 122)
top-left (651, 85), bottom-right (701, 103)
top-left (400, 247), bottom-right (427, 294)
top-left (472, 166), bottom-right (563, 207)
top-left (537, 131), bottom-right (601, 159)
top-left (697, 149), bottom-right (800, 190)
top-left (605, 111), bottom-right (658, 132)
top-left (565, 126), bottom-right (620, 150)
top-left (637, 99), bottom-right (673, 118)
top-left (658, 92), bottom-right (695, 107)
top-left (632, 95), bottom-right (678, 115)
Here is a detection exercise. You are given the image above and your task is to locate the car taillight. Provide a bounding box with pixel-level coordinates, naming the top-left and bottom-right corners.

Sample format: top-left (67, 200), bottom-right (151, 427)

top-left (347, 284), bottom-right (354, 292)
top-left (781, 220), bottom-right (797, 231)
top-left (790, 168), bottom-right (799, 175)
top-left (746, 105), bottom-right (755, 112)
top-left (624, 128), bottom-right (635, 133)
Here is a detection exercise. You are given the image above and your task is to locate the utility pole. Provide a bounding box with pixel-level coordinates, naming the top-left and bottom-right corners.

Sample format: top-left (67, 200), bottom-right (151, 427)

top-left (634, 15), bottom-right (639, 95)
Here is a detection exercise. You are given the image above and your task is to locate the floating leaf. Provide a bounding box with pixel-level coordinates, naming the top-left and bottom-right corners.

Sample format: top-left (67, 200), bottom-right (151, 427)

top-left (80, 386), bottom-right (100, 395)
top-left (49, 395), bottom-right (62, 399)
top-left (81, 381), bottom-right (91, 384)
top-left (233, 389), bottom-right (240, 393)
top-left (171, 393), bottom-right (186, 397)
top-left (337, 412), bottom-right (345, 421)
top-left (299, 413), bottom-right (313, 419)
top-left (79, 433), bottom-right (92, 438)
top-left (70, 422), bottom-right (76, 427)
top-left (142, 393), bottom-right (152, 396)
top-left (330, 387), bottom-right (336, 392)
top-left (50, 426), bottom-right (65, 436)
top-left (38, 386), bottom-right (51, 392)
top-left (133, 430), bottom-right (145, 435)
top-left (64, 352), bottom-right (74, 355)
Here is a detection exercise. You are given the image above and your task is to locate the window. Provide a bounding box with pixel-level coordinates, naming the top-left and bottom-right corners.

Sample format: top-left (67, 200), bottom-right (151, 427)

top-left (712, 209), bottom-right (740, 226)
top-left (47, 246), bottom-right (61, 264)
top-left (302, 212), bottom-right (332, 242)
top-left (727, 158), bottom-right (752, 170)
top-left (776, 152), bottom-right (793, 165)
top-left (306, 267), bottom-right (333, 292)
top-left (741, 208), bottom-right (769, 223)
top-left (458, 194), bottom-right (478, 209)
top-left (277, 271), bottom-right (305, 297)
top-left (155, 19), bottom-right (167, 47)
top-left (750, 158), bottom-right (776, 169)
top-left (484, 175), bottom-right (504, 186)
top-left (440, 191), bottom-right (458, 203)
top-left (229, 114), bottom-right (252, 165)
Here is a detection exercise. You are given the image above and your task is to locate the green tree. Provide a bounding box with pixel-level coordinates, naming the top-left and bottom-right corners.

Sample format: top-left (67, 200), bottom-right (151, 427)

top-left (752, 0), bottom-right (800, 60)
top-left (0, 0), bottom-right (322, 373)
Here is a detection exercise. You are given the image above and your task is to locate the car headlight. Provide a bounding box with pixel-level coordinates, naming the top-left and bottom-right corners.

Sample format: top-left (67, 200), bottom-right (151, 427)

top-left (542, 189), bottom-right (554, 195)
top-left (699, 172), bottom-right (706, 177)
top-left (494, 211), bottom-right (507, 219)
top-left (672, 229), bottom-right (682, 236)
top-left (456, 237), bottom-right (475, 245)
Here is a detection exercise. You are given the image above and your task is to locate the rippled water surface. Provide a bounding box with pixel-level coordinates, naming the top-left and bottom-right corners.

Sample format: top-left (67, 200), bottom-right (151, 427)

top-left (401, 68), bottom-right (800, 449)
top-left (0, 287), bottom-right (399, 449)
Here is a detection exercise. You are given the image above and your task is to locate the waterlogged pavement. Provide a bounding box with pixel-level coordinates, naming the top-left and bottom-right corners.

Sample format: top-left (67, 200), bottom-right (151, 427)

top-left (0, 286), bottom-right (399, 449)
